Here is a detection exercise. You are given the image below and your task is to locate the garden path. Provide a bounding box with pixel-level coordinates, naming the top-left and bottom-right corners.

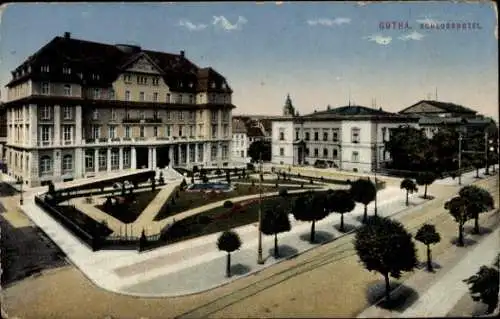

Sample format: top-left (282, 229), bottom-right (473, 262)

top-left (73, 198), bottom-right (124, 235)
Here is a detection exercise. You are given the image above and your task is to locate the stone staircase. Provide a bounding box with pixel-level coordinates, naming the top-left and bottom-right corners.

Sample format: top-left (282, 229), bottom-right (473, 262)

top-left (159, 166), bottom-right (184, 182)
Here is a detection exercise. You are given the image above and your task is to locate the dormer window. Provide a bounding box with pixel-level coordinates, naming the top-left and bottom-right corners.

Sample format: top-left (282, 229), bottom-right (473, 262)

top-left (152, 78), bottom-right (159, 86)
top-left (41, 65), bottom-right (50, 72)
top-left (124, 74), bottom-right (132, 83)
top-left (221, 82), bottom-right (227, 89)
top-left (93, 88), bottom-right (101, 99)
top-left (91, 73), bottom-right (100, 80)
top-left (189, 82), bottom-right (193, 88)
top-left (63, 67), bottom-right (71, 75)
top-left (78, 72), bottom-right (83, 79)
top-left (211, 82), bottom-right (216, 89)
top-left (179, 81), bottom-right (183, 88)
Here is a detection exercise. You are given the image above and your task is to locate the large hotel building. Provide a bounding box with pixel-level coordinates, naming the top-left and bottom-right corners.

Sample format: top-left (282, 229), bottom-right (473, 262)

top-left (3, 32), bottom-right (234, 187)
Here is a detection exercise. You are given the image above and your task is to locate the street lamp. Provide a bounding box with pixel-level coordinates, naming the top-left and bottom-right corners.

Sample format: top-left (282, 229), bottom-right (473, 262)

top-left (257, 152), bottom-right (264, 265)
top-left (18, 176), bottom-right (24, 205)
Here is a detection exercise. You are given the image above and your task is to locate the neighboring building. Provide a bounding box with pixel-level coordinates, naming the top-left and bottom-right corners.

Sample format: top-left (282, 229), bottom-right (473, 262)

top-left (231, 117), bottom-right (266, 164)
top-left (271, 105), bottom-right (419, 173)
top-left (282, 93), bottom-right (296, 117)
top-left (0, 101), bottom-right (6, 163)
top-left (399, 100), bottom-right (495, 138)
top-left (3, 32), bottom-right (235, 187)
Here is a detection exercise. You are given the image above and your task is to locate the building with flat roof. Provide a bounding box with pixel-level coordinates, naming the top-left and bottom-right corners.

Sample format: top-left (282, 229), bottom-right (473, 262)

top-left (3, 32), bottom-right (235, 186)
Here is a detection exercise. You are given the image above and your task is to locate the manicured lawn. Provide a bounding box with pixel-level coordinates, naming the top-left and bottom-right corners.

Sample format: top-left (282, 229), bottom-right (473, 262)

top-left (56, 205), bottom-right (113, 237)
top-left (233, 177), bottom-right (322, 186)
top-left (96, 189), bottom-right (161, 224)
top-left (152, 183), bottom-right (307, 221)
top-left (158, 190), bottom-right (327, 245)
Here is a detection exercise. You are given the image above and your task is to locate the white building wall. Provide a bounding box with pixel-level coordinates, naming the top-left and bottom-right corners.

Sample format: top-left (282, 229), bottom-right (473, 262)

top-left (231, 132), bottom-right (250, 164)
top-left (271, 121), bottom-right (295, 165)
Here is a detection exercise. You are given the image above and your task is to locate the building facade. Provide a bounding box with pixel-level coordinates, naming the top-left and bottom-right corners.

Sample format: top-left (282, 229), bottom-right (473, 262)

top-left (271, 105), bottom-right (419, 173)
top-left (4, 32), bottom-right (234, 187)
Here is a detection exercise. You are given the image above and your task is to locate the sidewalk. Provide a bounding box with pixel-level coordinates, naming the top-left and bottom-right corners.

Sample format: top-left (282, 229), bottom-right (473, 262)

top-left (357, 224), bottom-right (500, 318)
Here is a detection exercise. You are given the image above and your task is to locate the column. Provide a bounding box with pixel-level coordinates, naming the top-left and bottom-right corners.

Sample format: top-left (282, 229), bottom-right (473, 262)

top-left (194, 143), bottom-right (199, 164)
top-left (94, 148), bottom-right (99, 173)
top-left (204, 142), bottom-right (210, 164)
top-left (75, 105), bottom-right (82, 144)
top-left (29, 104), bottom-right (38, 147)
top-left (186, 144), bottom-right (191, 165)
top-left (152, 147), bottom-right (157, 169)
top-left (54, 105), bottom-right (61, 146)
top-left (131, 147), bottom-right (137, 169)
top-left (168, 146), bottom-right (174, 167)
top-left (119, 147), bottom-right (124, 170)
top-left (53, 149), bottom-right (61, 180)
top-left (178, 143), bottom-right (182, 165)
top-left (107, 148), bottom-right (112, 172)
top-left (74, 148), bottom-right (83, 178)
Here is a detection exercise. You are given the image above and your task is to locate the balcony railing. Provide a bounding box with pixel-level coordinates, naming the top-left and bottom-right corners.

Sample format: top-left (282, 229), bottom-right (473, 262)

top-left (122, 118), bottom-right (162, 124)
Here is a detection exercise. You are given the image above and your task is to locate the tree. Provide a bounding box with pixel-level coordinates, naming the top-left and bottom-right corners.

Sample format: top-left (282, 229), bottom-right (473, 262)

top-left (415, 172), bottom-right (436, 199)
top-left (445, 196), bottom-right (472, 246)
top-left (223, 200), bottom-right (233, 209)
top-left (458, 185), bottom-right (494, 234)
top-left (384, 126), bottom-right (430, 171)
top-left (261, 204), bottom-right (291, 258)
top-left (354, 216), bottom-right (418, 303)
top-left (350, 179), bottom-right (377, 223)
top-left (463, 266), bottom-right (499, 314)
top-left (292, 192), bottom-right (329, 243)
top-left (400, 178), bottom-right (418, 206)
top-left (327, 189), bottom-right (355, 232)
top-left (217, 230), bottom-right (242, 277)
top-left (248, 140), bottom-right (272, 163)
top-left (415, 224), bottom-right (441, 272)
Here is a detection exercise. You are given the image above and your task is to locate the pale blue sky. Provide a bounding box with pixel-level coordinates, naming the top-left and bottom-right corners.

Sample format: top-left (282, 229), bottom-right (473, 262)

top-left (0, 2), bottom-right (498, 120)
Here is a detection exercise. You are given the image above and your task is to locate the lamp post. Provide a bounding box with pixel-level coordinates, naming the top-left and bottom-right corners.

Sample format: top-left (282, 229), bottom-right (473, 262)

top-left (257, 153), bottom-right (264, 264)
top-left (18, 176), bottom-right (24, 205)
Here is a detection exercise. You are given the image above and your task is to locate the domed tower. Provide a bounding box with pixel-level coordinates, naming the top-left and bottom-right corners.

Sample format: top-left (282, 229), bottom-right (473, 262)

top-left (283, 94), bottom-right (296, 117)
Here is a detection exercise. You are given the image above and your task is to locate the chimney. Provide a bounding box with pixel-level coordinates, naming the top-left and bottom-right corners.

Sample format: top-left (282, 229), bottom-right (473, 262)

top-left (64, 32), bottom-right (71, 39)
top-left (180, 50), bottom-right (185, 58)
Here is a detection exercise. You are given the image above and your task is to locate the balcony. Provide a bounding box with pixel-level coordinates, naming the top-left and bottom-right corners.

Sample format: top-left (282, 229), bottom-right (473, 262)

top-left (122, 117), bottom-right (162, 124)
top-left (38, 140), bottom-right (52, 147)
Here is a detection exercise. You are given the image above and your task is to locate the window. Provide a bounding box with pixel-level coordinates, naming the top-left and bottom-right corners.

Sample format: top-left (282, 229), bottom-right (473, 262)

top-left (108, 126), bottom-right (116, 139)
top-left (140, 110), bottom-right (145, 120)
top-left (211, 125), bottom-right (217, 138)
top-left (111, 109), bottom-right (117, 121)
top-left (41, 106), bottom-right (51, 120)
top-left (92, 74), bottom-right (100, 80)
top-left (152, 78), bottom-right (159, 86)
top-left (295, 130), bottom-right (300, 140)
top-left (166, 125), bottom-right (171, 137)
top-left (190, 111), bottom-right (195, 120)
top-left (92, 109), bottom-right (99, 120)
top-left (381, 127), bottom-right (387, 141)
top-left (125, 90), bottom-right (131, 101)
top-left (62, 67), bottom-right (71, 75)
top-left (305, 148), bottom-right (310, 156)
top-left (63, 106), bottom-right (72, 120)
top-left (124, 74), bottom-right (132, 83)
top-left (333, 130), bottom-right (339, 142)
top-left (41, 82), bottom-right (50, 95)
top-left (139, 92), bottom-right (145, 101)
top-left (137, 76), bottom-right (147, 85)
top-left (314, 148), bottom-right (319, 157)
top-left (314, 132), bottom-right (319, 141)
top-left (305, 132), bottom-right (310, 141)
top-left (352, 151), bottom-right (359, 163)
top-left (40, 156), bottom-right (52, 174)
top-left (189, 94), bottom-right (194, 104)
top-left (140, 126), bottom-right (145, 138)
top-left (153, 110), bottom-right (159, 119)
top-left (92, 126), bottom-right (101, 139)
top-left (323, 148), bottom-right (328, 157)
top-left (190, 125), bottom-right (195, 137)
top-left (63, 84), bottom-right (71, 96)
top-left (279, 129), bottom-right (285, 141)
top-left (85, 151), bottom-right (94, 172)
top-left (111, 150), bottom-right (119, 169)
top-left (280, 148), bottom-right (284, 156)
top-left (166, 93), bottom-right (171, 103)
top-left (109, 89), bottom-right (115, 100)
top-left (98, 150), bottom-right (107, 171)
top-left (166, 111), bottom-right (171, 120)
top-left (125, 126), bottom-right (131, 138)
top-left (211, 145), bottom-right (218, 161)
top-left (178, 125), bottom-right (183, 136)
top-left (153, 92), bottom-right (158, 102)
top-left (41, 65), bottom-right (50, 73)
top-left (93, 88), bottom-right (100, 99)
top-left (333, 149), bottom-right (338, 158)
top-left (179, 111), bottom-right (184, 121)
top-left (153, 126), bottom-right (158, 137)
top-left (41, 126), bottom-right (51, 145)
top-left (123, 149), bottom-right (131, 167)
top-left (62, 155), bottom-right (72, 172)
top-left (323, 132), bottom-right (328, 141)
top-left (211, 111), bottom-right (218, 121)
top-left (198, 144), bottom-right (204, 162)
top-left (351, 128), bottom-right (360, 143)
top-left (63, 125), bottom-right (72, 144)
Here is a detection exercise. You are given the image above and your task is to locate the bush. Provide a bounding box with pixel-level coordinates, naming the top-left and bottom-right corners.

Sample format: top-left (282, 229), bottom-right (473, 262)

top-left (223, 200), bottom-right (234, 209)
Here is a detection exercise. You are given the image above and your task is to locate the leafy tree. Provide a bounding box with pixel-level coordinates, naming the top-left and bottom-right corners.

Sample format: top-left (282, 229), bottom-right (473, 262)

top-left (400, 178), bottom-right (418, 206)
top-left (261, 204), bottom-right (292, 258)
top-left (292, 192), bottom-right (329, 243)
top-left (458, 186), bottom-right (494, 234)
top-left (415, 172), bottom-right (436, 199)
top-left (350, 179), bottom-right (377, 223)
top-left (248, 140), bottom-right (272, 163)
top-left (217, 230), bottom-right (242, 277)
top-left (415, 224), bottom-right (441, 272)
top-left (445, 196), bottom-right (472, 246)
top-left (384, 126), bottom-right (430, 171)
top-left (354, 216), bottom-right (418, 303)
top-left (429, 128), bottom-right (460, 174)
top-left (327, 189), bottom-right (355, 232)
top-left (463, 266), bottom-right (499, 314)
top-left (223, 200), bottom-right (234, 209)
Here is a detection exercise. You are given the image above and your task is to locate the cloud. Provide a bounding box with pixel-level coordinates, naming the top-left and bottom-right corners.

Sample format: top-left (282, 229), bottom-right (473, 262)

top-left (416, 17), bottom-right (444, 25)
top-left (307, 17), bottom-right (351, 26)
top-left (398, 31), bottom-right (425, 41)
top-left (212, 15), bottom-right (247, 31)
top-left (178, 19), bottom-right (208, 31)
top-left (364, 34), bottom-right (392, 45)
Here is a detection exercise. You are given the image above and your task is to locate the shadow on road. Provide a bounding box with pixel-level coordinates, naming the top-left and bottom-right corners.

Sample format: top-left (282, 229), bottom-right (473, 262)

top-left (230, 263), bottom-right (251, 276)
top-left (366, 280), bottom-right (419, 312)
top-left (449, 237), bottom-right (478, 247)
top-left (268, 244), bottom-right (299, 260)
top-left (416, 261), bottom-right (442, 272)
top-left (299, 230), bottom-right (334, 244)
top-left (464, 225), bottom-right (493, 235)
top-left (333, 223), bottom-right (357, 233)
